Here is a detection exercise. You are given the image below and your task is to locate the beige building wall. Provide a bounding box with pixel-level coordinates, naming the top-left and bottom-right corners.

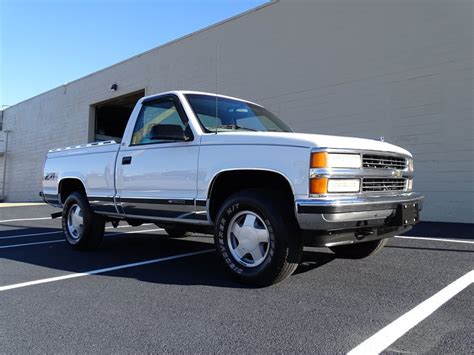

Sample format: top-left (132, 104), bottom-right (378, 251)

top-left (2, 0), bottom-right (473, 223)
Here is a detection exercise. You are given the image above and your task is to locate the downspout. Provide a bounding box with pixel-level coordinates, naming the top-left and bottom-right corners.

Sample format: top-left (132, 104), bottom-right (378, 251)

top-left (1, 129), bottom-right (10, 201)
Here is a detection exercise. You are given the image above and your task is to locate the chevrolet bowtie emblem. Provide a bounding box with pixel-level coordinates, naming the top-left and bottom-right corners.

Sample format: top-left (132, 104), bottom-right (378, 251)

top-left (392, 170), bottom-right (402, 178)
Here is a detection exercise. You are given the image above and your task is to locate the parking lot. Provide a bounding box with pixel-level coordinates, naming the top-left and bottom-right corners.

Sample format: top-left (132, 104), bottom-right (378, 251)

top-left (1, 204), bottom-right (472, 354)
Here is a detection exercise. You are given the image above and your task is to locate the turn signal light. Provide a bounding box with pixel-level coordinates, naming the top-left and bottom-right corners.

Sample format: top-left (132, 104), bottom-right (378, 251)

top-left (311, 152), bottom-right (327, 168)
top-left (310, 178), bottom-right (328, 195)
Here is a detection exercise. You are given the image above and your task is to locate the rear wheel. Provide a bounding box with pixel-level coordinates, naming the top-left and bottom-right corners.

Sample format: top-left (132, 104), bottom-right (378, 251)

top-left (215, 189), bottom-right (303, 286)
top-left (329, 238), bottom-right (387, 259)
top-left (62, 192), bottom-right (105, 250)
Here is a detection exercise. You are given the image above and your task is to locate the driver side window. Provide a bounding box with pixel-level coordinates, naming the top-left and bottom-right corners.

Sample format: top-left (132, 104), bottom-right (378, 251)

top-left (132, 98), bottom-right (186, 145)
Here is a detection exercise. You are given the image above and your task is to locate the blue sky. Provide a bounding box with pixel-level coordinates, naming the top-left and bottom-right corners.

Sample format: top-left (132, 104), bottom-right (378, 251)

top-left (0, 0), bottom-right (266, 107)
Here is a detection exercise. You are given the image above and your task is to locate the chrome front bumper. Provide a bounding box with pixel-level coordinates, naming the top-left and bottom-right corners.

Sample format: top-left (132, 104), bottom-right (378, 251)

top-left (295, 192), bottom-right (424, 231)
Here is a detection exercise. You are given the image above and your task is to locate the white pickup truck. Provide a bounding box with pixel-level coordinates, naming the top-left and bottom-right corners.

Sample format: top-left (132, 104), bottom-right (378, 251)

top-left (42, 91), bottom-right (423, 286)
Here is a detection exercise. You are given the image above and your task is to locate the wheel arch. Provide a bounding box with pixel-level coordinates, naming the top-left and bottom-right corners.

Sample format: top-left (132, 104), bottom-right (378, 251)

top-left (207, 168), bottom-right (295, 223)
top-left (58, 177), bottom-right (87, 204)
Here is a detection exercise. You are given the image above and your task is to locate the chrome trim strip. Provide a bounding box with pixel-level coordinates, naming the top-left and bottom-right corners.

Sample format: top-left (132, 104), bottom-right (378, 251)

top-left (296, 192), bottom-right (423, 211)
top-left (310, 168), bottom-right (414, 179)
top-left (310, 147), bottom-right (412, 159)
top-left (120, 213), bottom-right (212, 226)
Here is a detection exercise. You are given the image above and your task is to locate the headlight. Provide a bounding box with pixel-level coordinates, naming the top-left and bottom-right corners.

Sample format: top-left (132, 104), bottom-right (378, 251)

top-left (407, 158), bottom-right (414, 172)
top-left (311, 152), bottom-right (361, 168)
top-left (327, 179), bottom-right (360, 193)
top-left (406, 178), bottom-right (413, 191)
top-left (310, 178), bottom-right (361, 194)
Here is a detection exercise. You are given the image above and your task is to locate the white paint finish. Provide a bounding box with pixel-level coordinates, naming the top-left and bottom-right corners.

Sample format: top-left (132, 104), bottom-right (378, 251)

top-left (1, 0), bottom-right (471, 223)
top-left (44, 143), bottom-right (119, 198)
top-left (395, 236), bottom-right (474, 245)
top-left (45, 90), bottom-right (414, 205)
top-left (348, 270), bottom-right (474, 355)
top-left (116, 143), bottom-right (200, 201)
top-left (197, 136), bottom-right (310, 198)
top-left (0, 249), bottom-right (214, 292)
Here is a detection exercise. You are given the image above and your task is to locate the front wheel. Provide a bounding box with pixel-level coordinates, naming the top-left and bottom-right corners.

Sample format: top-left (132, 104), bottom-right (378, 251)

top-left (329, 238), bottom-right (388, 259)
top-left (62, 192), bottom-right (105, 250)
top-left (215, 189), bottom-right (303, 286)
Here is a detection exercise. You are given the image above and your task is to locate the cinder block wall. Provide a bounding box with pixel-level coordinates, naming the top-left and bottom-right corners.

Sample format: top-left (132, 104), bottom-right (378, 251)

top-left (3, 0), bottom-right (473, 223)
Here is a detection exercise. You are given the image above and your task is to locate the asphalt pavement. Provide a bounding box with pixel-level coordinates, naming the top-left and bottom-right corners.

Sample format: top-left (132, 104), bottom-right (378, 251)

top-left (0, 204), bottom-right (472, 354)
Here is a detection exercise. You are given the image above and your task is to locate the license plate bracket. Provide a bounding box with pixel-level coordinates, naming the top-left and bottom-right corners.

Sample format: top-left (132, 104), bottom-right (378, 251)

top-left (392, 203), bottom-right (419, 226)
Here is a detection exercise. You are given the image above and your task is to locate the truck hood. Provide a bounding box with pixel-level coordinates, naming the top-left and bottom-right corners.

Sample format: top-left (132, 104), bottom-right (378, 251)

top-left (202, 132), bottom-right (411, 156)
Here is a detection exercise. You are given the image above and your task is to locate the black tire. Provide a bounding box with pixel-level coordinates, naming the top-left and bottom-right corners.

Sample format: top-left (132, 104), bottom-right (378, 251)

top-left (215, 189), bottom-right (303, 287)
top-left (164, 227), bottom-right (192, 238)
top-left (62, 191), bottom-right (105, 250)
top-left (329, 238), bottom-right (388, 259)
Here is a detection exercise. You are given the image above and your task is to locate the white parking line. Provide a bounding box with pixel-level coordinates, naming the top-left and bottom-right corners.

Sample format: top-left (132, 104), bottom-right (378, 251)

top-left (0, 228), bottom-right (164, 249)
top-left (0, 223), bottom-right (153, 240)
top-left (0, 240), bottom-right (64, 249)
top-left (0, 231), bottom-right (62, 240)
top-left (0, 217), bottom-right (52, 223)
top-left (348, 270), bottom-right (474, 355)
top-left (396, 236), bottom-right (474, 245)
top-left (0, 249), bottom-right (214, 292)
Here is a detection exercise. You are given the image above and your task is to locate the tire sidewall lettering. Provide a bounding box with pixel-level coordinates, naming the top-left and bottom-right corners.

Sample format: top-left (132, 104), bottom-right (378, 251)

top-left (217, 200), bottom-right (274, 275)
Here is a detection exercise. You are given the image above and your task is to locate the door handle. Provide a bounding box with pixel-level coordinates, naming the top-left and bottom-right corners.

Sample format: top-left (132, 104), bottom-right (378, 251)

top-left (122, 156), bottom-right (132, 165)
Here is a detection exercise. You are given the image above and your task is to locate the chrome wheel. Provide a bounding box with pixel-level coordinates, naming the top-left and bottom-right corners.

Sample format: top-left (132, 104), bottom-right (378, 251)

top-left (227, 210), bottom-right (270, 267)
top-left (67, 204), bottom-right (83, 240)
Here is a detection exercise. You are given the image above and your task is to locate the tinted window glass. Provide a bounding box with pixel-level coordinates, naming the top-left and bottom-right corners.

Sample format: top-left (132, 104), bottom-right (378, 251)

top-left (132, 98), bottom-right (186, 145)
top-left (185, 94), bottom-right (293, 133)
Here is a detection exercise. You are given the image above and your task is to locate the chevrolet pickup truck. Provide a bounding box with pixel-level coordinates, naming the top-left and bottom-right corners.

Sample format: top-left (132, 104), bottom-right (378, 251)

top-left (42, 90), bottom-right (423, 286)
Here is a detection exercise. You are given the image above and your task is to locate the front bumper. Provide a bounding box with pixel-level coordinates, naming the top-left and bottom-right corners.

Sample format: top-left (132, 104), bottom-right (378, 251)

top-left (295, 192), bottom-right (424, 231)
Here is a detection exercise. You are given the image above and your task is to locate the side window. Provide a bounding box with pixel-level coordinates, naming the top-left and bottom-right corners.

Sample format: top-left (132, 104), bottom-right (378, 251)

top-left (131, 98), bottom-right (187, 145)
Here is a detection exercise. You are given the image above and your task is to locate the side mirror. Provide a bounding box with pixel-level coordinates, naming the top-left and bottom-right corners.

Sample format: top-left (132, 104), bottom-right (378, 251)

top-left (149, 124), bottom-right (188, 141)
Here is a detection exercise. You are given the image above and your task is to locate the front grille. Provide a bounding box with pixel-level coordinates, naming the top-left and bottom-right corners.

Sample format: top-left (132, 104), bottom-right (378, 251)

top-left (363, 154), bottom-right (406, 169)
top-left (362, 178), bottom-right (406, 192)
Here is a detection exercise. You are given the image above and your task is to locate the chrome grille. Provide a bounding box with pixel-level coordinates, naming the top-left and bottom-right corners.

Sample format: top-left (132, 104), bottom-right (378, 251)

top-left (363, 154), bottom-right (406, 169)
top-left (362, 178), bottom-right (406, 192)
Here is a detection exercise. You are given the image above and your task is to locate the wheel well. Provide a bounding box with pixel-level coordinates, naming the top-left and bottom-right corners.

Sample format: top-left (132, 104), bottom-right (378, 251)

top-left (58, 178), bottom-right (86, 204)
top-left (208, 170), bottom-right (294, 222)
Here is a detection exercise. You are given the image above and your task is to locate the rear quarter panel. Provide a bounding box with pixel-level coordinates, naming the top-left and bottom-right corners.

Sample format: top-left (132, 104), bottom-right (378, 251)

top-left (43, 144), bottom-right (119, 199)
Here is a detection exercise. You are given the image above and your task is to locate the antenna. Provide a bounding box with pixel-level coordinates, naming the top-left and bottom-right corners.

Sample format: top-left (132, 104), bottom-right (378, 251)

top-left (215, 42), bottom-right (219, 135)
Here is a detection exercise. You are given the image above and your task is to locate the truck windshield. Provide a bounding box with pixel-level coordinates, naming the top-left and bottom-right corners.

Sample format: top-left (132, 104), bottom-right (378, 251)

top-left (185, 94), bottom-right (293, 133)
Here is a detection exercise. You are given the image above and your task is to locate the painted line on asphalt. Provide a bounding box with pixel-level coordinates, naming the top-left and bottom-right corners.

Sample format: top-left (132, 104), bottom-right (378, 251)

top-left (0, 240), bottom-right (64, 249)
top-left (0, 202), bottom-right (46, 208)
top-left (0, 223), bottom-right (153, 240)
top-left (0, 249), bottom-right (214, 292)
top-left (0, 217), bottom-right (52, 223)
top-left (396, 236), bottom-right (474, 245)
top-left (0, 231), bottom-right (62, 240)
top-left (348, 270), bottom-right (474, 355)
top-left (0, 228), bottom-right (164, 249)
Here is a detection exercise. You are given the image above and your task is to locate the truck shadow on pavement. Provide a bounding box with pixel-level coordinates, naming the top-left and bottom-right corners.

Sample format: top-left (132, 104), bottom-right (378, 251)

top-left (0, 227), bottom-right (337, 289)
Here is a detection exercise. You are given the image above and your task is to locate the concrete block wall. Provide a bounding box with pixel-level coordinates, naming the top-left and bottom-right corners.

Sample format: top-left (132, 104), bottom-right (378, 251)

top-left (2, 0), bottom-right (473, 222)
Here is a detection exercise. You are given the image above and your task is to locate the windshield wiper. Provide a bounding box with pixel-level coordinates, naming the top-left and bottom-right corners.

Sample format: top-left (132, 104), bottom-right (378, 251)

top-left (216, 124), bottom-right (258, 132)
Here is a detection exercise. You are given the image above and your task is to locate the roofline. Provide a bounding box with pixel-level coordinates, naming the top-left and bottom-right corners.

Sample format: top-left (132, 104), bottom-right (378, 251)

top-left (3, 0), bottom-right (278, 112)
top-left (143, 90), bottom-right (264, 107)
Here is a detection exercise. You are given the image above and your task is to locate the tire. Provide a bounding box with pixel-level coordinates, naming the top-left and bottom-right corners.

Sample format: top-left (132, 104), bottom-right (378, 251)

top-left (62, 191), bottom-right (105, 250)
top-left (215, 189), bottom-right (303, 286)
top-left (329, 238), bottom-right (388, 259)
top-left (164, 227), bottom-right (192, 238)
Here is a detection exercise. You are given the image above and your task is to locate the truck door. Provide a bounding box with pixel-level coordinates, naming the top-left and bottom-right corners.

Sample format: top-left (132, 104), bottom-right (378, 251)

top-left (115, 94), bottom-right (199, 222)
